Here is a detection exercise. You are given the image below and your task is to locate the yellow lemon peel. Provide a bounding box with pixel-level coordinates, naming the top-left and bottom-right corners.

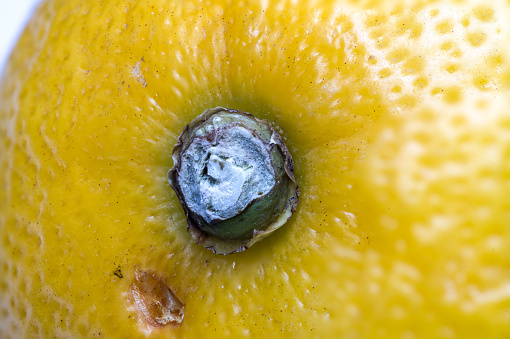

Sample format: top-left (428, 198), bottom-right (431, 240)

top-left (0, 0), bottom-right (509, 338)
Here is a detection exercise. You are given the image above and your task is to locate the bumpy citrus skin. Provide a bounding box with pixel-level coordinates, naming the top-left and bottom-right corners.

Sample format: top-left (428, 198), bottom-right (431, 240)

top-left (0, 0), bottom-right (509, 338)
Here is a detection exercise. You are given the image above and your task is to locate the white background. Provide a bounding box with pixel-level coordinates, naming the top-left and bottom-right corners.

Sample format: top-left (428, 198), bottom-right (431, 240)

top-left (0, 0), bottom-right (41, 74)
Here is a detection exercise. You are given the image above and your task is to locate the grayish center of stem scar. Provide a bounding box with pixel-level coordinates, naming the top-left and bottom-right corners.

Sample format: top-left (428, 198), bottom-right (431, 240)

top-left (177, 125), bottom-right (275, 223)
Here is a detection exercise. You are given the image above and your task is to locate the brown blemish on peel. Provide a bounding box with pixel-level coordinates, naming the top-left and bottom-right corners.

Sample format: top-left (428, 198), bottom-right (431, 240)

top-left (130, 270), bottom-right (184, 328)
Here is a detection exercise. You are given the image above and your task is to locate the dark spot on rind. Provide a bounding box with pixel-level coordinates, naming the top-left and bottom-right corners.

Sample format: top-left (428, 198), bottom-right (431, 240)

top-left (113, 266), bottom-right (123, 279)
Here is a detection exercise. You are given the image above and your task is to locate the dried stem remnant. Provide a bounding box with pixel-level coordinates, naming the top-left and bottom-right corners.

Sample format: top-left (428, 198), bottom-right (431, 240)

top-left (168, 107), bottom-right (299, 255)
top-left (130, 270), bottom-right (184, 328)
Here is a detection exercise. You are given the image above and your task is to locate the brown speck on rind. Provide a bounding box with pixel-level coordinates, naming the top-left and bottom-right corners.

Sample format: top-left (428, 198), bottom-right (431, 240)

top-left (130, 270), bottom-right (184, 328)
top-left (113, 266), bottom-right (123, 279)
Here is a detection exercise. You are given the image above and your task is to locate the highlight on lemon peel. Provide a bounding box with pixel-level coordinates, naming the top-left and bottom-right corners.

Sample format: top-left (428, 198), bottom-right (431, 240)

top-left (0, 0), bottom-right (509, 338)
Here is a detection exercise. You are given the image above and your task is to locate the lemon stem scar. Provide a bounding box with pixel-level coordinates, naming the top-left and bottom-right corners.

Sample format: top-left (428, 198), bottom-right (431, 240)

top-left (168, 107), bottom-right (299, 255)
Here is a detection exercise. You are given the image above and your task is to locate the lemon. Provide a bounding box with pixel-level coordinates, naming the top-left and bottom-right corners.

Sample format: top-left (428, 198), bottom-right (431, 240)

top-left (1, 0), bottom-right (509, 338)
